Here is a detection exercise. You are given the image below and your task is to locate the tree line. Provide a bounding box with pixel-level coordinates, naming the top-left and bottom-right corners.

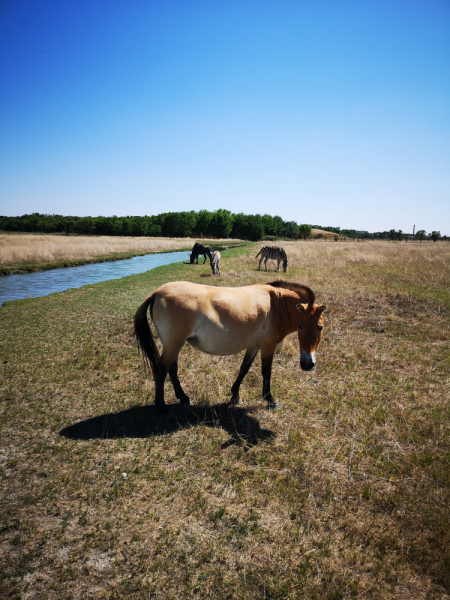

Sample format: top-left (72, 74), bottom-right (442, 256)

top-left (0, 211), bottom-right (446, 242)
top-left (387, 229), bottom-right (445, 242)
top-left (0, 211), bottom-right (312, 241)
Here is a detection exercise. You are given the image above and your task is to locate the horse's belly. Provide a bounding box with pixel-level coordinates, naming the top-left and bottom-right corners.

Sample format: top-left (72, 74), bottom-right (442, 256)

top-left (187, 324), bottom-right (256, 356)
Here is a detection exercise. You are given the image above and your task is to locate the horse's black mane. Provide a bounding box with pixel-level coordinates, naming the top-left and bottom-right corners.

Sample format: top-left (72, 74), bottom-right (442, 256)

top-left (268, 280), bottom-right (315, 306)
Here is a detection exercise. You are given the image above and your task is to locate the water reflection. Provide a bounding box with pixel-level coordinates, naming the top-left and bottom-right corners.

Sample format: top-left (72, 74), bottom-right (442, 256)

top-left (0, 250), bottom-right (188, 305)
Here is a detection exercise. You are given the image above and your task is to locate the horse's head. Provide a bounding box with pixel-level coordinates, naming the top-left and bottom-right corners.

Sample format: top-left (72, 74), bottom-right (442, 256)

top-left (282, 257), bottom-right (288, 273)
top-left (189, 253), bottom-right (194, 264)
top-left (296, 302), bottom-right (327, 371)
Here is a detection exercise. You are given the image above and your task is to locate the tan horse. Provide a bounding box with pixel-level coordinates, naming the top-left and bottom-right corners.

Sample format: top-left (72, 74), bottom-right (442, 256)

top-left (134, 280), bottom-right (326, 409)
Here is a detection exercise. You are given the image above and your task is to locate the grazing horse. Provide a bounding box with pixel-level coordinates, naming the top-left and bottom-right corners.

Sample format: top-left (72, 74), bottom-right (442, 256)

top-left (210, 250), bottom-right (221, 276)
top-left (134, 280), bottom-right (326, 409)
top-left (189, 243), bottom-right (212, 264)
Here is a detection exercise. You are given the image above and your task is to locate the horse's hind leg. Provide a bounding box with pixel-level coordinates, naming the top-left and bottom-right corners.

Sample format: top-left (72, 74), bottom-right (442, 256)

top-left (169, 361), bottom-right (191, 406)
top-left (154, 362), bottom-right (168, 409)
top-left (230, 348), bottom-right (258, 404)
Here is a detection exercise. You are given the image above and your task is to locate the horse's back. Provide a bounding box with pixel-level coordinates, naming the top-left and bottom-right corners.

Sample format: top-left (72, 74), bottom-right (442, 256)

top-left (152, 282), bottom-right (273, 355)
top-left (155, 281), bottom-right (270, 316)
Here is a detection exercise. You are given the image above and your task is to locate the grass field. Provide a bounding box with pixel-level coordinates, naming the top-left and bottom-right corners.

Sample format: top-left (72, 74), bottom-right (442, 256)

top-left (1, 241), bottom-right (449, 599)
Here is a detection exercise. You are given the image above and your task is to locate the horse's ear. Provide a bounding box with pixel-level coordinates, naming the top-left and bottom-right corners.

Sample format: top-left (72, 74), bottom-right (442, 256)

top-left (317, 304), bottom-right (327, 313)
top-left (296, 303), bottom-right (308, 312)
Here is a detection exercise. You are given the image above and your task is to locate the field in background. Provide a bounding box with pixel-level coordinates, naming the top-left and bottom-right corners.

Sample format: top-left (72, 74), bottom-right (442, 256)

top-left (0, 234), bottom-right (243, 268)
top-left (1, 241), bottom-right (449, 599)
top-left (311, 228), bottom-right (338, 239)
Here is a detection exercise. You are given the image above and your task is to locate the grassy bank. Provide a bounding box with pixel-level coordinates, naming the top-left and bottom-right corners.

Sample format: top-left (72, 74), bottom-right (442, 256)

top-left (0, 250), bottom-right (171, 276)
top-left (0, 234), bottom-right (247, 275)
top-left (1, 242), bottom-right (449, 599)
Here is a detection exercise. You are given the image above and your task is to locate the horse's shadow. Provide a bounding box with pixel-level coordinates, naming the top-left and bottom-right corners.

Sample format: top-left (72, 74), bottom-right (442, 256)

top-left (59, 403), bottom-right (275, 449)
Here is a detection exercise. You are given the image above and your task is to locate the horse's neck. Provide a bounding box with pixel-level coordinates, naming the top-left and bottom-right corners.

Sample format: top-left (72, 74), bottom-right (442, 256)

top-left (278, 293), bottom-right (298, 335)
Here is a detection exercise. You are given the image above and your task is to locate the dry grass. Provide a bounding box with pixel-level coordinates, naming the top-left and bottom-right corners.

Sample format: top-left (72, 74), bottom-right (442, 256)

top-left (1, 241), bottom-right (449, 599)
top-left (310, 228), bottom-right (338, 239)
top-left (0, 234), bottom-right (242, 266)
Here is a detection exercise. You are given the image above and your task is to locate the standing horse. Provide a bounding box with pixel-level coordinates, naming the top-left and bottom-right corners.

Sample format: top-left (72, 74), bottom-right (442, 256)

top-left (134, 280), bottom-right (326, 409)
top-left (189, 243), bottom-right (212, 264)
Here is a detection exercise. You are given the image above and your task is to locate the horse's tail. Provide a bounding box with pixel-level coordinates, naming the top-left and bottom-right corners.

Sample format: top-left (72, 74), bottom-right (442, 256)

top-left (255, 250), bottom-right (261, 258)
top-left (134, 293), bottom-right (160, 379)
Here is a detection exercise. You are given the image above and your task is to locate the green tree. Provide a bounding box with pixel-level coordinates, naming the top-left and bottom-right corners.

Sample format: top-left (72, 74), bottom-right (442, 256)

top-left (341, 229), bottom-right (357, 239)
top-left (262, 214), bottom-right (284, 237)
top-left (415, 229), bottom-right (426, 242)
top-left (159, 213), bottom-right (177, 237)
top-left (95, 216), bottom-right (114, 235)
top-left (272, 216), bottom-right (285, 237)
top-left (231, 214), bottom-right (263, 240)
top-left (430, 231), bottom-right (441, 243)
top-left (43, 216), bottom-right (57, 233)
top-left (397, 230), bottom-right (404, 241)
top-left (262, 214), bottom-right (276, 236)
top-left (244, 214), bottom-right (264, 241)
top-left (194, 210), bottom-right (213, 237)
top-left (73, 216), bottom-right (96, 235)
top-left (230, 213), bottom-right (247, 239)
top-left (174, 211), bottom-right (196, 237)
top-left (129, 217), bottom-right (147, 236)
top-left (146, 216), bottom-right (162, 237)
top-left (284, 221), bottom-right (299, 239)
top-left (159, 212), bottom-right (196, 237)
top-left (209, 209), bottom-right (233, 238)
top-left (388, 229), bottom-right (397, 241)
top-left (298, 224), bottom-right (312, 240)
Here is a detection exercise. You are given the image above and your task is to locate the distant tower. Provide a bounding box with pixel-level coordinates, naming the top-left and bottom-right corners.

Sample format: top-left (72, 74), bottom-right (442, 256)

top-left (413, 224), bottom-right (415, 235)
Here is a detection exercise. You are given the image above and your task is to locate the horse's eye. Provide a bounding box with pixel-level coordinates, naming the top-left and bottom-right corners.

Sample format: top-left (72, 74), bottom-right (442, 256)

top-left (298, 324), bottom-right (303, 330)
top-left (318, 326), bottom-right (323, 332)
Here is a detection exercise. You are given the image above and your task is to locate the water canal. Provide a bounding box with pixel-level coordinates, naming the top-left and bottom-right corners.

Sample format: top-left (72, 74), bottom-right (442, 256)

top-left (0, 250), bottom-right (188, 305)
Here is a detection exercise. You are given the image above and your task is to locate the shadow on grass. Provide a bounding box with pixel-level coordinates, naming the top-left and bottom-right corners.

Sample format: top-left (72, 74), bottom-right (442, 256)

top-left (59, 403), bottom-right (275, 449)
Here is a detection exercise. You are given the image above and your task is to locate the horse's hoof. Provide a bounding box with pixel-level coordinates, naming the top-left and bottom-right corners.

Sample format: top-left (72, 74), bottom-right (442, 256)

top-left (180, 396), bottom-right (191, 407)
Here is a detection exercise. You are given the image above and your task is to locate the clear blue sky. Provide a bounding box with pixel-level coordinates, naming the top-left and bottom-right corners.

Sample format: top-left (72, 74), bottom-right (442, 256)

top-left (0, 0), bottom-right (449, 233)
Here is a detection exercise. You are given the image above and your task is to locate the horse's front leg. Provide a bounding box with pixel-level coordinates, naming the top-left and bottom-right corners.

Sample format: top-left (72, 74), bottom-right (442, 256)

top-left (261, 352), bottom-right (278, 409)
top-left (230, 348), bottom-right (258, 405)
top-left (203, 254), bottom-right (207, 264)
top-left (169, 361), bottom-right (191, 406)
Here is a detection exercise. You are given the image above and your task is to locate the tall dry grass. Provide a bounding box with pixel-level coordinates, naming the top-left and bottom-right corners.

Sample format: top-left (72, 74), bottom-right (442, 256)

top-left (0, 234), bottom-right (242, 266)
top-left (252, 239), bottom-right (450, 296)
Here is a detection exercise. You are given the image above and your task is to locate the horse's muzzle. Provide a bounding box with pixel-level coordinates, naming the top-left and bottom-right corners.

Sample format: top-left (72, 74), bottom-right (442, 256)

top-left (300, 352), bottom-right (315, 371)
